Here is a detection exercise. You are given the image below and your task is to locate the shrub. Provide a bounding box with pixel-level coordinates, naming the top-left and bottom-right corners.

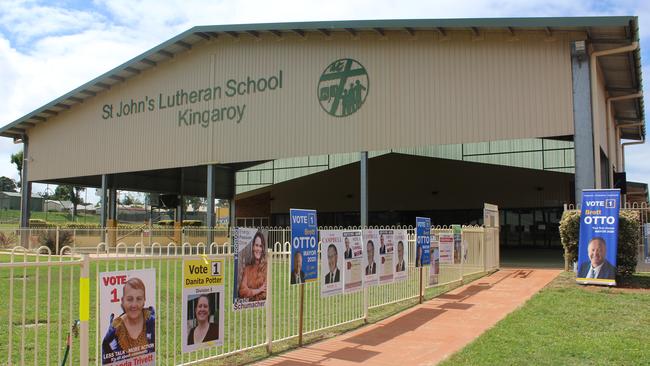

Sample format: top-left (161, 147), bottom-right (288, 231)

top-left (182, 220), bottom-right (203, 227)
top-left (559, 209), bottom-right (640, 277)
top-left (37, 230), bottom-right (74, 254)
top-left (157, 220), bottom-right (174, 226)
top-left (0, 231), bottom-right (18, 248)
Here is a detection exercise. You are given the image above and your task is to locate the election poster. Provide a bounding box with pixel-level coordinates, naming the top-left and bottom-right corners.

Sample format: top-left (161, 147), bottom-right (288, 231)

top-left (393, 229), bottom-right (409, 282)
top-left (320, 230), bottom-right (345, 297)
top-left (416, 217), bottom-right (431, 267)
top-left (343, 230), bottom-right (364, 293)
top-left (362, 229), bottom-right (380, 287)
top-left (643, 224), bottom-right (650, 263)
top-left (290, 208), bottom-right (318, 285)
top-left (429, 238), bottom-right (440, 286)
top-left (378, 229), bottom-right (395, 284)
top-left (452, 225), bottom-right (462, 264)
top-left (100, 268), bottom-right (156, 366)
top-left (576, 189), bottom-right (620, 286)
top-left (439, 232), bottom-right (454, 264)
top-left (233, 227), bottom-right (268, 310)
top-left (182, 258), bottom-right (225, 353)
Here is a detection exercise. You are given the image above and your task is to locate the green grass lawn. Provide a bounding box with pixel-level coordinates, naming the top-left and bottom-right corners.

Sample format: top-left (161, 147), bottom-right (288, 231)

top-left (0, 252), bottom-right (480, 365)
top-left (442, 272), bottom-right (650, 366)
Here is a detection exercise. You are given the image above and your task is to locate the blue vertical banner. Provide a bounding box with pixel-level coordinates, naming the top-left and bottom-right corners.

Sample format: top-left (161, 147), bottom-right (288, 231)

top-left (576, 189), bottom-right (620, 286)
top-left (415, 217), bottom-right (431, 267)
top-left (290, 208), bottom-right (318, 284)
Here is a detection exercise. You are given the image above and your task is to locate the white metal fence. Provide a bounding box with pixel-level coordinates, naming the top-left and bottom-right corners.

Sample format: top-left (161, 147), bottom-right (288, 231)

top-left (0, 225), bottom-right (499, 366)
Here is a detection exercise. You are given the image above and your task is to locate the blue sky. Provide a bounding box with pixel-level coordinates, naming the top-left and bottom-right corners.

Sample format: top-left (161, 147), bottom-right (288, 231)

top-left (0, 0), bottom-right (648, 203)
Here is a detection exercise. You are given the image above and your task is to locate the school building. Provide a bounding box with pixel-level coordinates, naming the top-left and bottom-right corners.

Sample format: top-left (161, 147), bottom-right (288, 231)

top-left (1, 16), bottom-right (645, 249)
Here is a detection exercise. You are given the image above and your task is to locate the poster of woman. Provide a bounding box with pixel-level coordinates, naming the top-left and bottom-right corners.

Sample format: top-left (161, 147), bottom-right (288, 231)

top-left (100, 268), bottom-right (156, 366)
top-left (233, 227), bottom-right (269, 310)
top-left (182, 258), bottom-right (225, 353)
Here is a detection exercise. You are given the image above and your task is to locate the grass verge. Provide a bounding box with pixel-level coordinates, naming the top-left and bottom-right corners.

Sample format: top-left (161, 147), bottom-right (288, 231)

top-left (441, 271), bottom-right (650, 366)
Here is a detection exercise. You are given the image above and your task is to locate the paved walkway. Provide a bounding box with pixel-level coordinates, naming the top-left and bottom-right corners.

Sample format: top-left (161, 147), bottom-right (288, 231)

top-left (256, 269), bottom-right (561, 366)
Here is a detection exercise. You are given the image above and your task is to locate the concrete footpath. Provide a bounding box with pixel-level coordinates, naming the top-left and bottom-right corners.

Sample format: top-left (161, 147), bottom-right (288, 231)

top-left (255, 269), bottom-right (561, 366)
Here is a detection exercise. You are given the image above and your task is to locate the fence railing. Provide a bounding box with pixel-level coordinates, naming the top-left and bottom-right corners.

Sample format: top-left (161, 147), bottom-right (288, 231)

top-left (0, 225), bottom-right (499, 366)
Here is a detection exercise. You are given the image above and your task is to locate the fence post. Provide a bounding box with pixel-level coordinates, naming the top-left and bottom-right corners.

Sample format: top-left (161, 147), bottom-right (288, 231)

top-left (363, 287), bottom-right (368, 323)
top-left (79, 254), bottom-right (90, 366)
top-left (419, 267), bottom-right (423, 304)
top-left (56, 226), bottom-right (60, 255)
top-left (460, 230), bottom-right (465, 284)
top-left (266, 249), bottom-right (273, 353)
top-left (298, 283), bottom-right (305, 346)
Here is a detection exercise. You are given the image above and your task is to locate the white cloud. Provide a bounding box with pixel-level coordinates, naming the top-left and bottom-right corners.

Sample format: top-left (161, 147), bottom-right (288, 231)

top-left (0, 0), bottom-right (648, 198)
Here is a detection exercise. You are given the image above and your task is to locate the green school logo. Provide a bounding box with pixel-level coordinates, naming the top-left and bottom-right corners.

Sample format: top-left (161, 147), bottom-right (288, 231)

top-left (318, 59), bottom-right (369, 117)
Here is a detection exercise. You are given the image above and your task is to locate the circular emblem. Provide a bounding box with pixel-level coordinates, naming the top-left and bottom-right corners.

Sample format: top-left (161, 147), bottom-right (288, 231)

top-left (317, 58), bottom-right (369, 117)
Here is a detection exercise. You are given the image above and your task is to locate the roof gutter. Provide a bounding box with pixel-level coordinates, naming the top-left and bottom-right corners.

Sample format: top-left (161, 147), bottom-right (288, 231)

top-left (608, 92), bottom-right (643, 173)
top-left (590, 41), bottom-right (639, 188)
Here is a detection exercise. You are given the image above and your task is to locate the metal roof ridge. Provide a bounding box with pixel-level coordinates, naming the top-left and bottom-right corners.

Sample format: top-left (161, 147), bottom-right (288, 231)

top-left (0, 15), bottom-right (639, 136)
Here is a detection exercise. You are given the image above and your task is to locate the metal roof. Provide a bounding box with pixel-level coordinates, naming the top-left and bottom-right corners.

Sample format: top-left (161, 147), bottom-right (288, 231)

top-left (0, 16), bottom-right (644, 140)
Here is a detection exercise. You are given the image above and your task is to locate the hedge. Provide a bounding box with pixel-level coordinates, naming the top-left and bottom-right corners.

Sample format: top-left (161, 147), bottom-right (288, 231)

top-left (559, 209), bottom-right (640, 277)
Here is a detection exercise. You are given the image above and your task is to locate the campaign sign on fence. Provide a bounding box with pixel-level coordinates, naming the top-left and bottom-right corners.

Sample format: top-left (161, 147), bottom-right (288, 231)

top-left (343, 230), bottom-right (364, 293)
top-left (393, 229), bottom-right (409, 281)
top-left (182, 258), bottom-right (225, 353)
top-left (439, 232), bottom-right (454, 264)
top-left (429, 239), bottom-right (440, 286)
top-left (416, 217), bottom-right (431, 267)
top-left (576, 189), bottom-right (620, 286)
top-left (320, 230), bottom-right (344, 297)
top-left (290, 208), bottom-right (318, 284)
top-left (233, 227), bottom-right (269, 310)
top-left (100, 268), bottom-right (156, 366)
top-left (644, 223), bottom-right (650, 264)
top-left (452, 225), bottom-right (462, 264)
top-left (378, 229), bottom-right (395, 284)
top-left (362, 229), bottom-right (380, 286)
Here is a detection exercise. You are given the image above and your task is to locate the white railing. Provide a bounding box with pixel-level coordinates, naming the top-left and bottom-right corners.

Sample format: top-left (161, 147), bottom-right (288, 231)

top-left (0, 225), bottom-right (499, 366)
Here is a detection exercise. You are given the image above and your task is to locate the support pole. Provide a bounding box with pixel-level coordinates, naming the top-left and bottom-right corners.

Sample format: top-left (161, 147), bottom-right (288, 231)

top-left (100, 175), bottom-right (108, 242)
top-left (107, 188), bottom-right (117, 247)
top-left (19, 135), bottom-right (31, 248)
top-left (571, 41), bottom-right (596, 204)
top-left (360, 151), bottom-right (369, 322)
top-left (298, 283), bottom-right (305, 347)
top-left (266, 249), bottom-right (273, 353)
top-left (207, 165), bottom-right (216, 245)
top-left (79, 254), bottom-right (90, 366)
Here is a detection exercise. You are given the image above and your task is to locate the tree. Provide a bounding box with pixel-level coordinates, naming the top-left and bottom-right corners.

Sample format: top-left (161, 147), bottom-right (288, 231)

top-left (0, 176), bottom-right (17, 192)
top-left (10, 150), bottom-right (23, 187)
top-left (52, 185), bottom-right (85, 219)
top-left (185, 196), bottom-right (206, 212)
top-left (120, 193), bottom-right (142, 206)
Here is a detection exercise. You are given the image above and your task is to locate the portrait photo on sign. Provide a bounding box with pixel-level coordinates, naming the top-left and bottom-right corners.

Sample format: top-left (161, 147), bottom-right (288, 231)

top-left (362, 229), bottom-right (380, 287)
top-left (343, 230), bottom-right (364, 293)
top-left (184, 293), bottom-right (222, 349)
top-left (99, 268), bottom-right (156, 366)
top-left (393, 230), bottom-right (409, 281)
top-left (182, 258), bottom-right (225, 353)
top-left (233, 228), bottom-right (268, 310)
top-left (320, 230), bottom-right (344, 297)
top-left (378, 230), bottom-right (394, 284)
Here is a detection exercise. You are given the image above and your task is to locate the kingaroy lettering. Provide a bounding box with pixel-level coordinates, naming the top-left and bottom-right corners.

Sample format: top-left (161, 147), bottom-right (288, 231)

top-left (178, 104), bottom-right (246, 127)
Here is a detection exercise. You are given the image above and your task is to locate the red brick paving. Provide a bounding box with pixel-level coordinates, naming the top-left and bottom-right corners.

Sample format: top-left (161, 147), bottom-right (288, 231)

top-left (255, 269), bottom-right (561, 366)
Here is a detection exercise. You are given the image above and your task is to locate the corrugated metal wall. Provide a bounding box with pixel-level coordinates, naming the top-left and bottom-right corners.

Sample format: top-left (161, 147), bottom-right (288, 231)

top-left (27, 31), bottom-right (576, 181)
